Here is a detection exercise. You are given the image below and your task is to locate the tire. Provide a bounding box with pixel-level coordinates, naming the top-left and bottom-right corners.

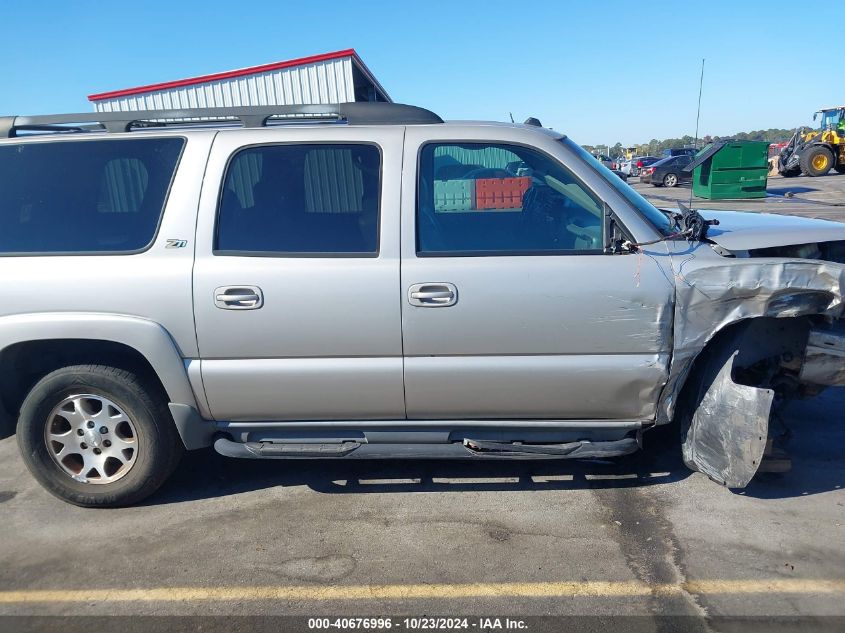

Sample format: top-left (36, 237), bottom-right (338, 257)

top-left (799, 146), bottom-right (834, 177)
top-left (835, 165), bottom-right (845, 175)
top-left (663, 173), bottom-right (679, 187)
top-left (17, 365), bottom-right (183, 507)
top-left (780, 168), bottom-right (800, 178)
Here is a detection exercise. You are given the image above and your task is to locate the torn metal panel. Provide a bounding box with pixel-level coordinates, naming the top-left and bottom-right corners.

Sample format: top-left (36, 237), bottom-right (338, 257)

top-left (658, 245), bottom-right (845, 424)
top-left (463, 437), bottom-right (640, 459)
top-left (800, 325), bottom-right (845, 386)
top-left (682, 351), bottom-right (773, 488)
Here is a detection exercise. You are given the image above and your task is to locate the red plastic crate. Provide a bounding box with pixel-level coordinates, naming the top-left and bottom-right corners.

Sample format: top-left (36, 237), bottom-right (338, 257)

top-left (475, 177), bottom-right (532, 209)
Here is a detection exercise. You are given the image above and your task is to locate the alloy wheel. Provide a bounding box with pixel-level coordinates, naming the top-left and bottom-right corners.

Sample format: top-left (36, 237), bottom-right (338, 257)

top-left (44, 394), bottom-right (139, 484)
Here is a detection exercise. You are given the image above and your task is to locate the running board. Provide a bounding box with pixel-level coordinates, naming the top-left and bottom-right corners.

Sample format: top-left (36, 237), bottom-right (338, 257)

top-left (213, 436), bottom-right (639, 461)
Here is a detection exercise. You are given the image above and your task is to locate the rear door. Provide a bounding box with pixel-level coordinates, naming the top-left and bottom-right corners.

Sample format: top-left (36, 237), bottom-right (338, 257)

top-left (193, 126), bottom-right (405, 421)
top-left (400, 126), bottom-right (675, 421)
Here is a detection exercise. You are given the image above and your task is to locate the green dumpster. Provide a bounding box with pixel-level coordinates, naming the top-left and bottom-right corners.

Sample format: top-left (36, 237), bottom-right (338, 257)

top-left (687, 140), bottom-right (769, 199)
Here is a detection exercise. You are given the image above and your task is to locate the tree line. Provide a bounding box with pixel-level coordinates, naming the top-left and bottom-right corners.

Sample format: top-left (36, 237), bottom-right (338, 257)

top-left (584, 128), bottom-right (795, 159)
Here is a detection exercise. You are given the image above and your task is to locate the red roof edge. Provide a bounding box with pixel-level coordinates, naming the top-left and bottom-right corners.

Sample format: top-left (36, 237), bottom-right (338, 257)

top-left (87, 48), bottom-right (365, 102)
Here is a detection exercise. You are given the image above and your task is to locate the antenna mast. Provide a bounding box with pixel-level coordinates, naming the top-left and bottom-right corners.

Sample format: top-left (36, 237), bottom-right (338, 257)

top-left (690, 58), bottom-right (705, 209)
top-left (694, 58), bottom-right (705, 149)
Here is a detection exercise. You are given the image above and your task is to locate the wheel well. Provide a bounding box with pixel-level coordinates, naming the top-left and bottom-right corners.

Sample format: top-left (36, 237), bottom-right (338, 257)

top-left (675, 316), bottom-right (816, 417)
top-left (0, 339), bottom-right (169, 423)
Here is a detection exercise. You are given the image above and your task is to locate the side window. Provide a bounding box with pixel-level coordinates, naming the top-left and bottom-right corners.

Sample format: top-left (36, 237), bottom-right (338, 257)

top-left (0, 138), bottom-right (184, 254)
top-left (99, 158), bottom-right (149, 214)
top-left (216, 143), bottom-right (381, 256)
top-left (417, 142), bottom-right (604, 255)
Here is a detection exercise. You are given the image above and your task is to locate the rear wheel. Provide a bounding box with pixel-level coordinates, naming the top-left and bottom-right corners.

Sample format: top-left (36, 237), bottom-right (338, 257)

top-left (663, 173), bottom-right (679, 187)
top-left (17, 365), bottom-right (183, 507)
top-left (799, 146), bottom-right (834, 177)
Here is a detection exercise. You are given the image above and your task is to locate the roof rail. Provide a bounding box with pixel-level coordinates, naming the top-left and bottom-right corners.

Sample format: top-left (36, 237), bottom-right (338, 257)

top-left (0, 103), bottom-right (443, 138)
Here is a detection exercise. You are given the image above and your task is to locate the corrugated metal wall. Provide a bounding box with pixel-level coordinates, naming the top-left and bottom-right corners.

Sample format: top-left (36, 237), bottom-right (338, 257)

top-left (93, 57), bottom-right (357, 112)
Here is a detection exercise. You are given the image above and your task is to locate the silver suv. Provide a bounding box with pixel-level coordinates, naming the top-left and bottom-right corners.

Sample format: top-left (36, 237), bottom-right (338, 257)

top-left (1, 104), bottom-right (844, 507)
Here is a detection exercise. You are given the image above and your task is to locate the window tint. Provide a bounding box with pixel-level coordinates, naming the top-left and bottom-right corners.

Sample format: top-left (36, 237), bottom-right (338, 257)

top-left (0, 138), bottom-right (183, 254)
top-left (417, 143), bottom-right (604, 255)
top-left (216, 144), bottom-right (380, 256)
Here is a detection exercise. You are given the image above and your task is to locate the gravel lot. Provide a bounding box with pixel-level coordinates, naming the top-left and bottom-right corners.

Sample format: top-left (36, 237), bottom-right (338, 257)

top-left (0, 172), bottom-right (843, 629)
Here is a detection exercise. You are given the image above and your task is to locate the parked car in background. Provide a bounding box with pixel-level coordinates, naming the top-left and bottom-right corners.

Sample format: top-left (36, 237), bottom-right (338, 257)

top-left (642, 154), bottom-right (694, 187)
top-left (595, 154), bottom-right (616, 170)
top-left (621, 156), bottom-right (659, 177)
top-left (662, 147), bottom-right (698, 158)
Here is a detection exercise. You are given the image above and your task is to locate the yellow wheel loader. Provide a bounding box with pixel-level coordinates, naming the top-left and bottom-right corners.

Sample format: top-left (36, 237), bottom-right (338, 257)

top-left (779, 106), bottom-right (845, 177)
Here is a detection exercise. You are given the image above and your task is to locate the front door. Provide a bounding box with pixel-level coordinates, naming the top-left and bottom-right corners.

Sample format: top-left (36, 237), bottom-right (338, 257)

top-left (400, 128), bottom-right (675, 421)
top-left (193, 127), bottom-right (405, 421)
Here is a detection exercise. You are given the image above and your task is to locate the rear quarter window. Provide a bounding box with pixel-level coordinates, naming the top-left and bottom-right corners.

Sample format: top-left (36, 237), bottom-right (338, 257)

top-left (0, 137), bottom-right (184, 254)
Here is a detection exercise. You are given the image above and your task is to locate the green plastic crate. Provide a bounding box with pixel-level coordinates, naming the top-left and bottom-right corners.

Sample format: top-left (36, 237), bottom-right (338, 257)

top-left (434, 179), bottom-right (475, 212)
top-left (692, 140), bottom-right (770, 200)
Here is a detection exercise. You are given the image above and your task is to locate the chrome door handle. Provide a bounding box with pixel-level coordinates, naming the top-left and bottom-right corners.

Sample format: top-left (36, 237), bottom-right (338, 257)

top-left (411, 291), bottom-right (453, 300)
top-left (214, 286), bottom-right (264, 310)
top-left (216, 293), bottom-right (259, 303)
top-left (408, 283), bottom-right (458, 307)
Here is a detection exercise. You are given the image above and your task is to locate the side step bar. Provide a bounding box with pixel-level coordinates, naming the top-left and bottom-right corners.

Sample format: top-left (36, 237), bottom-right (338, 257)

top-left (213, 436), bottom-right (640, 461)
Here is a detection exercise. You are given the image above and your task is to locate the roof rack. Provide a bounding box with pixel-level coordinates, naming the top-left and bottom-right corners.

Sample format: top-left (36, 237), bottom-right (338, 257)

top-left (0, 103), bottom-right (443, 138)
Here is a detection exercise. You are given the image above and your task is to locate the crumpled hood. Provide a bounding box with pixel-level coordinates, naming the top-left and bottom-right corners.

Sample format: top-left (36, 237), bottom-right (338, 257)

top-left (696, 210), bottom-right (845, 251)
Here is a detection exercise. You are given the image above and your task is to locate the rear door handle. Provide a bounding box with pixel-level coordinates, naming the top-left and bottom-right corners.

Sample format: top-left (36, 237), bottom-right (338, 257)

top-left (214, 286), bottom-right (264, 310)
top-left (408, 283), bottom-right (458, 307)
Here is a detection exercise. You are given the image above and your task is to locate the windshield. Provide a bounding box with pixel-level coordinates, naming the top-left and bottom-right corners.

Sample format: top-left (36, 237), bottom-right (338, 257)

top-left (818, 109), bottom-right (843, 130)
top-left (561, 138), bottom-right (673, 235)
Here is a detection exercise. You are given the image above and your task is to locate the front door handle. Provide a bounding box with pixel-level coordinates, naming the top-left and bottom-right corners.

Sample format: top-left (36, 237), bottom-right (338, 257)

top-left (408, 283), bottom-right (458, 307)
top-left (214, 286), bottom-right (264, 310)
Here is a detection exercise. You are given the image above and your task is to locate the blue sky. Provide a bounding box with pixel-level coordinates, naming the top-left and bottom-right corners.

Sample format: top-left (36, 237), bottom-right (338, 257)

top-left (1, 0), bottom-right (837, 146)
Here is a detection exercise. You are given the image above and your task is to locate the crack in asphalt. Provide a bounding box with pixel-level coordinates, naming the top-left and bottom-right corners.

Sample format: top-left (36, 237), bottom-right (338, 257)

top-left (594, 484), bottom-right (714, 632)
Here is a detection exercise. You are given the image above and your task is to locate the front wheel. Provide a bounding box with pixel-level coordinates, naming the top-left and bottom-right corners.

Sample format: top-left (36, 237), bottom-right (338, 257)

top-left (663, 173), bottom-right (679, 187)
top-left (17, 365), bottom-right (183, 507)
top-left (799, 146), bottom-right (834, 177)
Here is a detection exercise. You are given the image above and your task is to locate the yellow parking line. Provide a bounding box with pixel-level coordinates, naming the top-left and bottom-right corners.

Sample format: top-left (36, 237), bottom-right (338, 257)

top-left (0, 579), bottom-right (842, 603)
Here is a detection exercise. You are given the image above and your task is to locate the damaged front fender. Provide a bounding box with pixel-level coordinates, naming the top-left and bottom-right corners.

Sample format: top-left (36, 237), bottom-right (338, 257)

top-left (659, 253), bottom-right (845, 425)
top-left (662, 246), bottom-right (845, 488)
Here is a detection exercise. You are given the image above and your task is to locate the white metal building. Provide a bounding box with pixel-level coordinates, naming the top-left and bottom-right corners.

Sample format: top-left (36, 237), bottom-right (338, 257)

top-left (88, 49), bottom-right (391, 112)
